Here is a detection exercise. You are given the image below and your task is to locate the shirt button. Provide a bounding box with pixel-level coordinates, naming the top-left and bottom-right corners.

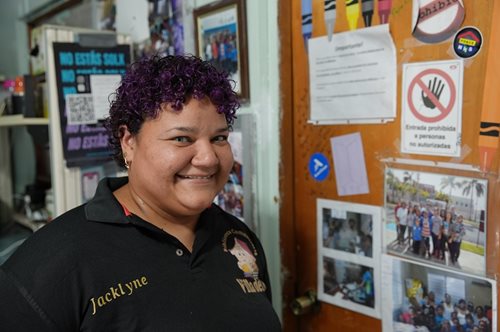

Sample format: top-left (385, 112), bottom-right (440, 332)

top-left (176, 249), bottom-right (184, 256)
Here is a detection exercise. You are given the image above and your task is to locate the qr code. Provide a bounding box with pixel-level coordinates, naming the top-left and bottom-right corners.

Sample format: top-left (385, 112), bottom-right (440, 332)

top-left (66, 93), bottom-right (95, 125)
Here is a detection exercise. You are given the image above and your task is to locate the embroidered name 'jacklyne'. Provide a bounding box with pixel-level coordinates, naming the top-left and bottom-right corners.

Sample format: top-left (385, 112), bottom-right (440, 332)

top-left (89, 276), bottom-right (148, 315)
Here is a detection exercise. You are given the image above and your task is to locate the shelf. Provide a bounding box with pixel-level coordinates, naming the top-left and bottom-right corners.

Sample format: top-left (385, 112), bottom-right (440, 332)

top-left (0, 114), bottom-right (49, 127)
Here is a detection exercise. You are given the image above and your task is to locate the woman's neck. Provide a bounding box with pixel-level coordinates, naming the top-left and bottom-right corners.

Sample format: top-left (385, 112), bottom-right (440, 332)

top-left (113, 183), bottom-right (198, 251)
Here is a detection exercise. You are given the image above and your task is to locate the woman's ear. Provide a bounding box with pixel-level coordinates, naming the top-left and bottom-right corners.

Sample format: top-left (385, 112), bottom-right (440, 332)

top-left (120, 125), bottom-right (136, 162)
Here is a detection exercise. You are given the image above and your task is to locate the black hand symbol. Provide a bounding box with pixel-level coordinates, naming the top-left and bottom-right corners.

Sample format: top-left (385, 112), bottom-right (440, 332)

top-left (421, 77), bottom-right (445, 109)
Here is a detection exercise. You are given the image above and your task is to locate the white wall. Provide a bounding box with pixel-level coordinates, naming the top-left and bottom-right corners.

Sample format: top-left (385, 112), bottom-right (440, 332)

top-left (0, 0), bottom-right (55, 200)
top-left (245, 0), bottom-right (282, 318)
top-left (1, 0), bottom-right (57, 77)
top-left (0, 1), bottom-right (28, 77)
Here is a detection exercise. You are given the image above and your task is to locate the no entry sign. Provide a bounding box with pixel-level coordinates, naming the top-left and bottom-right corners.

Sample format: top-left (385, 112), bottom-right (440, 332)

top-left (401, 60), bottom-right (463, 157)
top-left (407, 68), bottom-right (456, 122)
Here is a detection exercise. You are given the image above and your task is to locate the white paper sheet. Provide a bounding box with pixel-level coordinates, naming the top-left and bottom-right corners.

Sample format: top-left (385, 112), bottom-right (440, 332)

top-left (308, 24), bottom-right (396, 124)
top-left (90, 75), bottom-right (122, 120)
top-left (331, 132), bottom-right (369, 196)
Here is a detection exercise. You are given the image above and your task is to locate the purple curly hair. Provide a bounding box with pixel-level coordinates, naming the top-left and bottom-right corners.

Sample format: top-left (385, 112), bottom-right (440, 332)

top-left (105, 54), bottom-right (240, 167)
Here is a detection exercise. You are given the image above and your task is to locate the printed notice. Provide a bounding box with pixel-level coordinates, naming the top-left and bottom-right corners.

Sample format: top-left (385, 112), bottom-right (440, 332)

top-left (52, 42), bottom-right (130, 166)
top-left (308, 24), bottom-right (396, 124)
top-left (401, 60), bottom-right (463, 157)
top-left (90, 75), bottom-right (122, 120)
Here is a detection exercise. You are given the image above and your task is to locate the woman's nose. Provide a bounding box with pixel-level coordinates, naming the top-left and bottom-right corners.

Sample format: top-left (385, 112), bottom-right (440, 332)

top-left (192, 141), bottom-right (218, 167)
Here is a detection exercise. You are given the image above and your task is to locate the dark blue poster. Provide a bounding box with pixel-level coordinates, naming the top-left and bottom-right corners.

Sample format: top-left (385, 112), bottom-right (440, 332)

top-left (53, 42), bottom-right (131, 167)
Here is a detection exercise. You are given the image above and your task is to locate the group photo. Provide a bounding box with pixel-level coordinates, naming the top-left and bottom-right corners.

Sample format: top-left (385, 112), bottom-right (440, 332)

top-left (382, 256), bottom-right (495, 332)
top-left (384, 167), bottom-right (488, 274)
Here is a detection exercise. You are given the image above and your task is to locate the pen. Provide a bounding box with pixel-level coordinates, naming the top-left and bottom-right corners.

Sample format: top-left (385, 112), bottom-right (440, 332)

top-left (345, 0), bottom-right (360, 30)
top-left (361, 0), bottom-right (374, 27)
top-left (378, 0), bottom-right (392, 24)
top-left (302, 0), bottom-right (313, 50)
top-left (325, 0), bottom-right (337, 41)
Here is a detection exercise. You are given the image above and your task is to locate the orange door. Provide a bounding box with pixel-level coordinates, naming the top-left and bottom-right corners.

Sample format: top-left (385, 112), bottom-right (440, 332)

top-left (279, 0), bottom-right (499, 331)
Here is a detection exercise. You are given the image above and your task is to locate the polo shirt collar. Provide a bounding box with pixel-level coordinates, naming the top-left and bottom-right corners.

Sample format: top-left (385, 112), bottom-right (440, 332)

top-left (85, 177), bottom-right (130, 224)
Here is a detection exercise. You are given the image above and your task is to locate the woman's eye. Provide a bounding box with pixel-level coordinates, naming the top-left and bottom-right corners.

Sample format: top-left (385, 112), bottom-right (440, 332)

top-left (173, 136), bottom-right (191, 143)
top-left (213, 135), bottom-right (228, 143)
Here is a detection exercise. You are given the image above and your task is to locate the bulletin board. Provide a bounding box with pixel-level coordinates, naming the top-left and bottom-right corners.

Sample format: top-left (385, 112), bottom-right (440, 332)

top-left (279, 1), bottom-right (500, 331)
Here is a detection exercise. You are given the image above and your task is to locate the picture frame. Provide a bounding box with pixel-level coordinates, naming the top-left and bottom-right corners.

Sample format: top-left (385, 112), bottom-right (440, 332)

top-left (193, 0), bottom-right (250, 102)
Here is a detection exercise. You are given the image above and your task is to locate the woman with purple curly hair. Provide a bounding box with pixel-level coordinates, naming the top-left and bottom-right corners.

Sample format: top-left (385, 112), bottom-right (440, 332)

top-left (106, 54), bottom-right (239, 167)
top-left (0, 55), bottom-right (281, 331)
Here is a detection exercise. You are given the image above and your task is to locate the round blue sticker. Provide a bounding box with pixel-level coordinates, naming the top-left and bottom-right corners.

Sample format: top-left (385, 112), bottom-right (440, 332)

top-left (453, 26), bottom-right (482, 59)
top-left (308, 153), bottom-right (330, 181)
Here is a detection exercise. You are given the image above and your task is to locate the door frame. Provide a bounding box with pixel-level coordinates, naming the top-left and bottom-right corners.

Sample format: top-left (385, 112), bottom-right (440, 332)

top-left (278, 0), bottom-right (298, 330)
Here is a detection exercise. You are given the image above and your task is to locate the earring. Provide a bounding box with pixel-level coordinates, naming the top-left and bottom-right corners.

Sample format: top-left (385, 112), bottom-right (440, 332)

top-left (123, 152), bottom-right (130, 169)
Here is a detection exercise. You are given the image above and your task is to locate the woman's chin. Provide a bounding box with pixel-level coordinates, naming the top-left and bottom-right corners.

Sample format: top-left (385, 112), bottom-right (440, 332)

top-left (180, 196), bottom-right (216, 213)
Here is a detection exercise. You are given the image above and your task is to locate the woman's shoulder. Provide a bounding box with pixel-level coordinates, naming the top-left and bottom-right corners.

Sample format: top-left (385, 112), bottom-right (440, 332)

top-left (210, 204), bottom-right (253, 231)
top-left (3, 204), bottom-right (97, 274)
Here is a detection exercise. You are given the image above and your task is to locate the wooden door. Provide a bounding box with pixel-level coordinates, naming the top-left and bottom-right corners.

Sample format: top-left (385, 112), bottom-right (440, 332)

top-left (279, 0), bottom-right (500, 331)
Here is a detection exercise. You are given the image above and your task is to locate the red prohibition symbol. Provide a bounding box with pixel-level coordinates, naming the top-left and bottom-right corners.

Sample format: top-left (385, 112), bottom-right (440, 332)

top-left (407, 68), bottom-right (456, 123)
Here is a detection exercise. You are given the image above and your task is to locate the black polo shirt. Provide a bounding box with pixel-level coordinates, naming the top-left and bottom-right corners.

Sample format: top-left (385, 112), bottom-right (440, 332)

top-left (0, 177), bottom-right (281, 331)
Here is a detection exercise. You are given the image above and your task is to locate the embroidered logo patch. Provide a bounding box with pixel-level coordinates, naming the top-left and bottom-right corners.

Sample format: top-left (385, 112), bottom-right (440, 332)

top-left (222, 229), bottom-right (267, 294)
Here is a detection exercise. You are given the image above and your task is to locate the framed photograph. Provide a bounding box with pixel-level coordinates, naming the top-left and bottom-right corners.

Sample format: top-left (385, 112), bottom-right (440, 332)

top-left (317, 198), bottom-right (382, 318)
top-left (384, 167), bottom-right (488, 275)
top-left (193, 0), bottom-right (250, 101)
top-left (381, 254), bottom-right (496, 332)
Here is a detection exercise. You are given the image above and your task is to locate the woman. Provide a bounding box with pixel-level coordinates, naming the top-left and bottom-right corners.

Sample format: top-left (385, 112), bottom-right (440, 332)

top-left (406, 203), bottom-right (419, 247)
top-left (0, 55), bottom-right (281, 331)
top-left (441, 211), bottom-right (453, 261)
top-left (449, 214), bottom-right (466, 265)
top-left (395, 201), bottom-right (408, 246)
top-left (420, 210), bottom-right (432, 258)
top-left (431, 207), bottom-right (443, 260)
top-left (412, 216), bottom-right (423, 255)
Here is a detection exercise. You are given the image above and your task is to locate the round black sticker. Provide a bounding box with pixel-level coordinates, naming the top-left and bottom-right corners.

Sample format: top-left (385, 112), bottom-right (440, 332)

top-left (453, 26), bottom-right (483, 59)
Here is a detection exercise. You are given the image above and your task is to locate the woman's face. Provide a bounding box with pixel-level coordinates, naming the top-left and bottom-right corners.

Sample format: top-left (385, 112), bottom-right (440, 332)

top-left (122, 98), bottom-right (233, 218)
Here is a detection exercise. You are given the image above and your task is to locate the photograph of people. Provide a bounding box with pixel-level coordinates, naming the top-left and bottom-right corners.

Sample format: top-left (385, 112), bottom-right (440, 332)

top-left (215, 160), bottom-right (244, 219)
top-left (385, 168), bottom-right (487, 274)
top-left (322, 257), bottom-right (375, 309)
top-left (202, 29), bottom-right (238, 76)
top-left (322, 208), bottom-right (374, 258)
top-left (0, 55), bottom-right (281, 331)
top-left (385, 257), bottom-right (495, 332)
top-left (318, 199), bottom-right (381, 318)
top-left (136, 0), bottom-right (184, 59)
